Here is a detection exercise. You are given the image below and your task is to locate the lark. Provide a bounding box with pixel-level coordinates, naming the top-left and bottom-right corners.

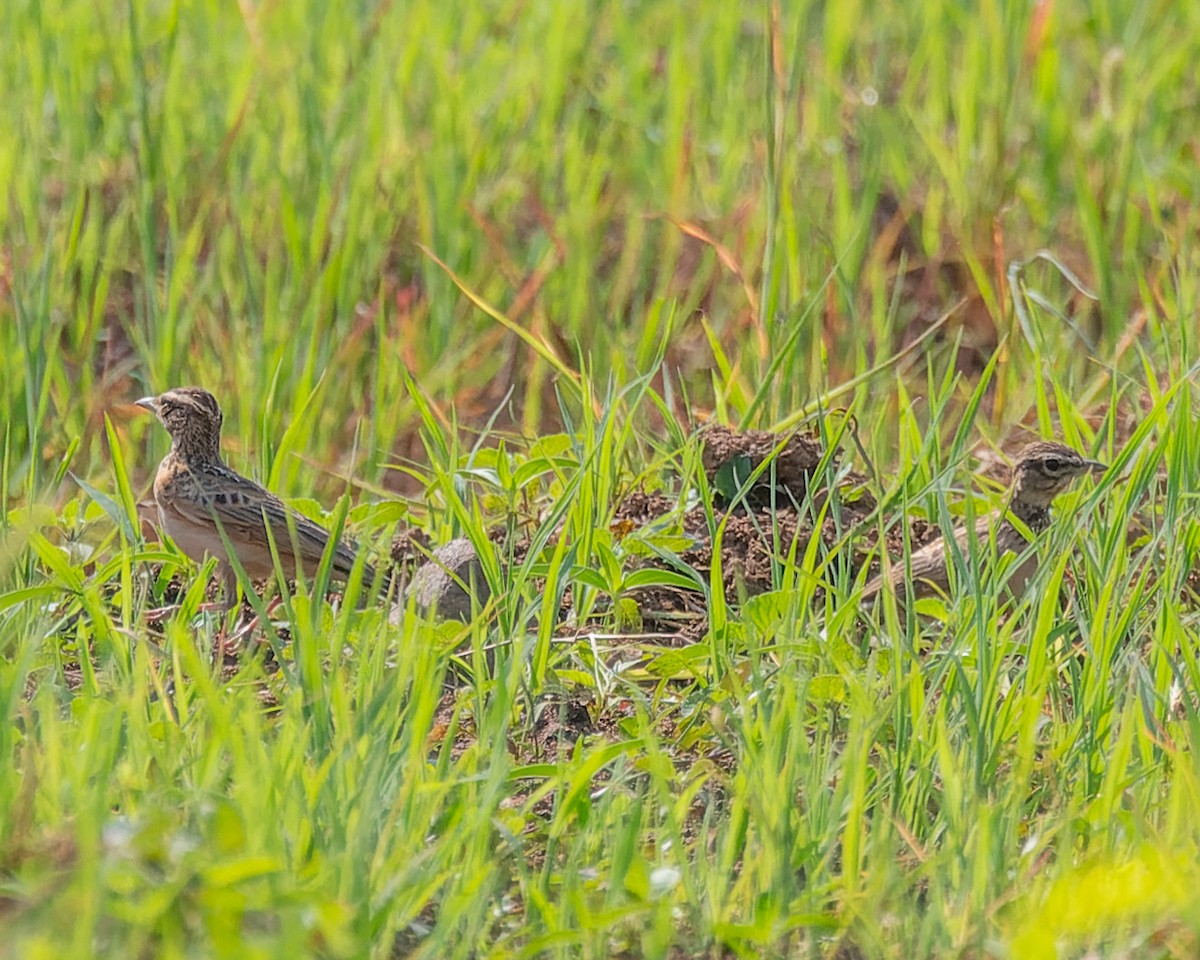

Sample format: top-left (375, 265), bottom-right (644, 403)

top-left (862, 441), bottom-right (1106, 606)
top-left (137, 386), bottom-right (375, 608)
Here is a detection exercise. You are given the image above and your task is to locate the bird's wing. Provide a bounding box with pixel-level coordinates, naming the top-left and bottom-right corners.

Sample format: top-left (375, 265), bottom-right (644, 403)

top-left (862, 511), bottom-right (1003, 601)
top-left (180, 466), bottom-right (370, 580)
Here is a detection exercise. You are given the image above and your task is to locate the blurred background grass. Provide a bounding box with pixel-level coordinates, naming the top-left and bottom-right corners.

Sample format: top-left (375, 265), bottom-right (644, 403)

top-left (4, 0), bottom-right (1196, 502)
top-left (4, 0), bottom-right (1200, 956)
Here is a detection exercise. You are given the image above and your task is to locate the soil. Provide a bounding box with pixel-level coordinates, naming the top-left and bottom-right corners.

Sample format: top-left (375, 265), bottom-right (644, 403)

top-left (606, 426), bottom-right (932, 643)
top-left (380, 425), bottom-right (938, 647)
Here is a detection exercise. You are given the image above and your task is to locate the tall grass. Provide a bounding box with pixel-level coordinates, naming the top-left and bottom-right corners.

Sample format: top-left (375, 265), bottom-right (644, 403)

top-left (3, 0), bottom-right (1200, 956)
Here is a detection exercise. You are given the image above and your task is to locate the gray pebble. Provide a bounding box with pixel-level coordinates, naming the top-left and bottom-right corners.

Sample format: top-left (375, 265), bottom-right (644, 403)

top-left (393, 538), bottom-right (490, 622)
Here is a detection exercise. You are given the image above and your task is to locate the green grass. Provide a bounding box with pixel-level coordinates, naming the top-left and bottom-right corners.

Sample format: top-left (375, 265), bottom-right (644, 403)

top-left (4, 0), bottom-right (1200, 956)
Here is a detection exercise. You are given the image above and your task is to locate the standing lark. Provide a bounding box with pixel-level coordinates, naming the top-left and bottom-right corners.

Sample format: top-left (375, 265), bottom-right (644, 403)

top-left (137, 386), bottom-right (375, 608)
top-left (861, 441), bottom-right (1106, 606)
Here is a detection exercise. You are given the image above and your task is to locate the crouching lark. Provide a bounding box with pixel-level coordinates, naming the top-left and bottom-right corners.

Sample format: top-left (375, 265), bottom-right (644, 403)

top-left (137, 386), bottom-right (375, 608)
top-left (862, 440), bottom-right (1106, 606)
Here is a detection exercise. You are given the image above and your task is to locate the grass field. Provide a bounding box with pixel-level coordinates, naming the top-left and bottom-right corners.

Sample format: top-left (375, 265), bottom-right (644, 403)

top-left (4, 0), bottom-right (1200, 956)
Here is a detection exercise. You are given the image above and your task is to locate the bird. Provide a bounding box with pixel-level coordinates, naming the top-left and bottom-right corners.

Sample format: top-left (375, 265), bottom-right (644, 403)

top-left (136, 386), bottom-right (375, 609)
top-left (861, 440), bottom-right (1106, 606)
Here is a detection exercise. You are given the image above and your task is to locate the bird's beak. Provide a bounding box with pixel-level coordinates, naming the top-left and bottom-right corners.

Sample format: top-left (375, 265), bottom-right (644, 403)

top-left (1084, 459), bottom-right (1107, 475)
top-left (134, 395), bottom-right (159, 414)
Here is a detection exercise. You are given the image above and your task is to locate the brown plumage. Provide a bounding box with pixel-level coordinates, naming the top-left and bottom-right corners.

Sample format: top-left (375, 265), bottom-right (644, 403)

top-left (137, 386), bottom-right (374, 607)
top-left (862, 441), bottom-right (1106, 605)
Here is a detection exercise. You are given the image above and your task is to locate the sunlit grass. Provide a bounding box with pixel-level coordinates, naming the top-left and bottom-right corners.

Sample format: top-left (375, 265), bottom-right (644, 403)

top-left (4, 0), bottom-right (1200, 956)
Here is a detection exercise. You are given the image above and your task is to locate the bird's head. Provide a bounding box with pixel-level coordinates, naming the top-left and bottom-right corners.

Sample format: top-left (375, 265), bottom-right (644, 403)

top-left (136, 387), bottom-right (224, 462)
top-left (1011, 440), bottom-right (1106, 507)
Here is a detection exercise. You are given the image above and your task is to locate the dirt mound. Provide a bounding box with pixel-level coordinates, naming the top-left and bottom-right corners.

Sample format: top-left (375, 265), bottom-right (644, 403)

top-left (603, 425), bottom-right (901, 643)
top-left (389, 426), bottom-right (886, 645)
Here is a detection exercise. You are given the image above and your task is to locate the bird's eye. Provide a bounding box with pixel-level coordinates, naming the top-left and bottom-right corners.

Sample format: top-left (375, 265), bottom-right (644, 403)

top-left (1043, 457), bottom-right (1063, 472)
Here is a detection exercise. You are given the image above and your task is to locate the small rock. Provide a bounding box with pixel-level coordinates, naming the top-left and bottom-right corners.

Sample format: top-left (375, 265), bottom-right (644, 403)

top-left (393, 538), bottom-right (490, 622)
